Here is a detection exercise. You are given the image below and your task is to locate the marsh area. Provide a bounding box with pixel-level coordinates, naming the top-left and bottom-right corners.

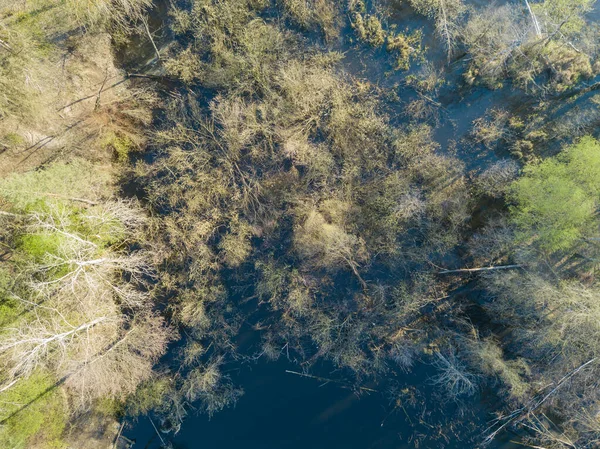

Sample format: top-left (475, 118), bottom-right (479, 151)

top-left (2, 1), bottom-right (600, 448)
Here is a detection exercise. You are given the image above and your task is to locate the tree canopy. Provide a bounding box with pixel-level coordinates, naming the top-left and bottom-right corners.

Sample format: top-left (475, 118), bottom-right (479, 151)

top-left (509, 137), bottom-right (600, 252)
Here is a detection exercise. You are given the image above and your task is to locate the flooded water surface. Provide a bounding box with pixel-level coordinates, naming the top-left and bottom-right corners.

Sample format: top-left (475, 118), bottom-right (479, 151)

top-left (126, 356), bottom-right (521, 449)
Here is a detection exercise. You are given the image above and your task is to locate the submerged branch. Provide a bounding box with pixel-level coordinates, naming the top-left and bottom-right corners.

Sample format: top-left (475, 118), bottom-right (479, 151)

top-left (285, 370), bottom-right (377, 392)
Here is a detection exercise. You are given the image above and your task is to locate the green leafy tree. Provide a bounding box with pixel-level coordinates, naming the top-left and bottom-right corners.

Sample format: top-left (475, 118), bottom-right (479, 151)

top-left (509, 137), bottom-right (600, 252)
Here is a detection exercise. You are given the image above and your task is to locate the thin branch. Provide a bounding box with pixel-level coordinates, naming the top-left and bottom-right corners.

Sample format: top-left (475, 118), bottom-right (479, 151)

top-left (285, 370), bottom-right (377, 392)
top-left (0, 379), bottom-right (19, 394)
top-left (148, 416), bottom-right (166, 446)
top-left (0, 210), bottom-right (21, 218)
top-left (524, 0), bottom-right (542, 38)
top-left (94, 70), bottom-right (109, 112)
top-left (530, 358), bottom-right (597, 412)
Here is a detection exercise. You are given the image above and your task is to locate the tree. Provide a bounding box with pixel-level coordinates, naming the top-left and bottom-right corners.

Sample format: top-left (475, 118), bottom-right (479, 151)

top-left (0, 161), bottom-right (172, 406)
top-left (409, 0), bottom-right (465, 62)
top-left (509, 136), bottom-right (600, 252)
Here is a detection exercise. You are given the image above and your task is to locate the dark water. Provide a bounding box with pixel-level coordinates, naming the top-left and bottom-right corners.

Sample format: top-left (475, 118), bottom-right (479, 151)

top-left (125, 356), bottom-right (520, 449)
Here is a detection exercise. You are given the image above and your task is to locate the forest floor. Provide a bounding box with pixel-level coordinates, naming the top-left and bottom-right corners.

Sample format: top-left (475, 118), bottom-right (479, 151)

top-left (0, 32), bottom-right (128, 176)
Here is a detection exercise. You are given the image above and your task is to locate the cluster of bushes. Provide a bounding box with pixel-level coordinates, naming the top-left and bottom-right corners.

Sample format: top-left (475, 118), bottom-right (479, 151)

top-left (411, 0), bottom-right (599, 91)
top-left (131, 0), bottom-right (475, 425)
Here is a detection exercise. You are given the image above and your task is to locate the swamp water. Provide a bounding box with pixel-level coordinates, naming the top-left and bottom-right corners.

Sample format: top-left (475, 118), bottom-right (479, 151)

top-left (119, 1), bottom-right (600, 447)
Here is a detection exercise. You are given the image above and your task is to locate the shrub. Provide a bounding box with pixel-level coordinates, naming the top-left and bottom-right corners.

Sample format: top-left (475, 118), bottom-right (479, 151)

top-left (475, 160), bottom-right (520, 198)
top-left (218, 217), bottom-right (253, 267)
top-left (352, 13), bottom-right (386, 47)
top-left (387, 30), bottom-right (423, 70)
top-left (101, 131), bottom-right (136, 163)
top-left (279, 0), bottom-right (340, 41)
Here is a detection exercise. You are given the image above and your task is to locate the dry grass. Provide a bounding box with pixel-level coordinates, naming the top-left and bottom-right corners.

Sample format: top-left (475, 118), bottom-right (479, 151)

top-left (0, 31), bottom-right (151, 176)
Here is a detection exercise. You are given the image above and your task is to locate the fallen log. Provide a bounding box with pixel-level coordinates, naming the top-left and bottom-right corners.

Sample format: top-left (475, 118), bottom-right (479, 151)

top-left (438, 264), bottom-right (522, 274)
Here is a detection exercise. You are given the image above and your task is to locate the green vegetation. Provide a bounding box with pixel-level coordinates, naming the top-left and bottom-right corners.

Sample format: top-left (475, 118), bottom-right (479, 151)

top-left (0, 159), bottom-right (112, 209)
top-left (468, 138), bottom-right (600, 447)
top-left (509, 137), bottom-right (600, 252)
top-left (0, 371), bottom-right (68, 449)
top-left (102, 131), bottom-right (137, 163)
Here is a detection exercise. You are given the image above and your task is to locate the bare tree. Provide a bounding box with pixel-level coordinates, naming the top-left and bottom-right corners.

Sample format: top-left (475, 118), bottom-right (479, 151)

top-left (0, 194), bottom-right (171, 405)
top-left (410, 0), bottom-right (465, 62)
top-left (430, 350), bottom-right (478, 397)
top-left (65, 312), bottom-right (173, 406)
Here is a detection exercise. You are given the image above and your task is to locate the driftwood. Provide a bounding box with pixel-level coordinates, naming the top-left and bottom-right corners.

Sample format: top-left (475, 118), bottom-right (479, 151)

top-left (483, 358), bottom-right (597, 444)
top-left (0, 38), bottom-right (12, 52)
top-left (148, 416), bottom-right (166, 446)
top-left (112, 421), bottom-right (126, 449)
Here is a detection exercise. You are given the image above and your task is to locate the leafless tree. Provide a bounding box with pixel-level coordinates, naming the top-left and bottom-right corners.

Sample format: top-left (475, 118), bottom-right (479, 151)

top-left (410, 0), bottom-right (465, 62)
top-left (430, 350), bottom-right (478, 397)
top-left (0, 196), bottom-right (171, 405)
